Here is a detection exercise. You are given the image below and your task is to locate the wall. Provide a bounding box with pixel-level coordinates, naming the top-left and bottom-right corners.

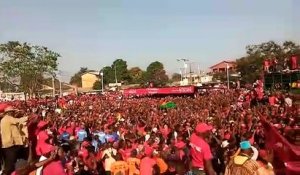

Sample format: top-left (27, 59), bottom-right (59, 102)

top-left (81, 73), bottom-right (99, 89)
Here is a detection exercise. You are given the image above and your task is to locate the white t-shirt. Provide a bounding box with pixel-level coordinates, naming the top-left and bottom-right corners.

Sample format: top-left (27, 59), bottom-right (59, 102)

top-left (102, 147), bottom-right (117, 171)
top-left (36, 156), bottom-right (47, 175)
top-left (285, 97), bottom-right (292, 107)
top-left (104, 157), bottom-right (116, 171)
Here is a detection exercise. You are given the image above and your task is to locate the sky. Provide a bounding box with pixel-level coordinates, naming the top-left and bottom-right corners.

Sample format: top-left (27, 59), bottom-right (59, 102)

top-left (0, 0), bottom-right (299, 81)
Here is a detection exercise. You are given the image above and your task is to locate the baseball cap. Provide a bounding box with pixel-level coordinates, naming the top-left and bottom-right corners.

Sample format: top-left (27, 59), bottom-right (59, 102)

top-left (195, 123), bottom-right (213, 133)
top-left (240, 141), bottom-right (251, 150)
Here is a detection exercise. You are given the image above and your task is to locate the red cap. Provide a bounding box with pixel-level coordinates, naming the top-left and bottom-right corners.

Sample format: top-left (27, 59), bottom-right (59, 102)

top-left (195, 123), bottom-right (213, 133)
top-left (144, 147), bottom-right (154, 156)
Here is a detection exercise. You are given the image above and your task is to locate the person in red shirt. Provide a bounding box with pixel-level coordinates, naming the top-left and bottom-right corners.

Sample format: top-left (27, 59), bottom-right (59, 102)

top-left (190, 123), bottom-right (216, 175)
top-left (35, 121), bottom-right (53, 157)
top-left (42, 147), bottom-right (67, 175)
top-left (140, 147), bottom-right (158, 175)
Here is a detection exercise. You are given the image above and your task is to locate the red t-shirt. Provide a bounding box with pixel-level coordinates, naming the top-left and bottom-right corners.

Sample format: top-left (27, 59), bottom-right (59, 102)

top-left (269, 96), bottom-right (276, 106)
top-left (36, 131), bottom-right (53, 156)
top-left (43, 160), bottom-right (67, 175)
top-left (189, 133), bottom-right (212, 168)
top-left (140, 157), bottom-right (156, 175)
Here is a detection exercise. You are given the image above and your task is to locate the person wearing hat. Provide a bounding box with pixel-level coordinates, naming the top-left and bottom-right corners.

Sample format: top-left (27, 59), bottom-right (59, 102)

top-left (0, 106), bottom-right (28, 175)
top-left (35, 121), bottom-right (53, 157)
top-left (224, 141), bottom-right (260, 175)
top-left (140, 146), bottom-right (158, 175)
top-left (189, 123), bottom-right (216, 175)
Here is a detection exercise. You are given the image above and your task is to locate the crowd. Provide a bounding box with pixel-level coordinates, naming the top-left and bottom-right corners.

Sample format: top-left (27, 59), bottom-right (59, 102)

top-left (0, 87), bottom-right (299, 175)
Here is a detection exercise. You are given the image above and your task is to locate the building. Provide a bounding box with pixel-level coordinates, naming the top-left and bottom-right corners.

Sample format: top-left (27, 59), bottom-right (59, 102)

top-left (81, 72), bottom-right (100, 89)
top-left (210, 61), bottom-right (236, 73)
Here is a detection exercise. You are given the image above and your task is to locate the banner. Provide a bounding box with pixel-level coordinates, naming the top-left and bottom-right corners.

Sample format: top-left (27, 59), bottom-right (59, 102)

top-left (260, 115), bottom-right (300, 174)
top-left (123, 86), bottom-right (195, 96)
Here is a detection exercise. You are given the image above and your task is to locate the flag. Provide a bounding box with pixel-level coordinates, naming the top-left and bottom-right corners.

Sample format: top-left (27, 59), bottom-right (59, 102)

top-left (160, 101), bottom-right (176, 109)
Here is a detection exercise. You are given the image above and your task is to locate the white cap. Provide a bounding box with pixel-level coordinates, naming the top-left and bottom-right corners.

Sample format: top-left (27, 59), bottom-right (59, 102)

top-left (221, 140), bottom-right (229, 148)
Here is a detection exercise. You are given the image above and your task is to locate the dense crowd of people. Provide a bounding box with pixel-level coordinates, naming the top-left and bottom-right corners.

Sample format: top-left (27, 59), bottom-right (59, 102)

top-left (0, 87), bottom-right (299, 175)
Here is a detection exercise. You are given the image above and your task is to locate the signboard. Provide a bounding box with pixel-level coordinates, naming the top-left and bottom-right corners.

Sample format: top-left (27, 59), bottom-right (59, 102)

top-left (109, 83), bottom-right (122, 87)
top-left (123, 86), bottom-right (195, 96)
top-left (0, 92), bottom-right (25, 101)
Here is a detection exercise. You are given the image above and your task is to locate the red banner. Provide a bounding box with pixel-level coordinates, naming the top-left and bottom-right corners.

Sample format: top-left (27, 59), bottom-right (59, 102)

top-left (261, 116), bottom-right (300, 174)
top-left (123, 86), bottom-right (195, 96)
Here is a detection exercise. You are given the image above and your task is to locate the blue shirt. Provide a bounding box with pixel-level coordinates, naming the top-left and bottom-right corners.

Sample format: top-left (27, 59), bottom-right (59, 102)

top-left (92, 139), bottom-right (99, 151)
top-left (77, 129), bottom-right (87, 142)
top-left (94, 131), bottom-right (106, 144)
top-left (60, 132), bottom-right (70, 141)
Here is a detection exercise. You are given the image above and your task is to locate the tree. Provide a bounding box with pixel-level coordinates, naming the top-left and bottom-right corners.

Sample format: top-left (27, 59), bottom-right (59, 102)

top-left (129, 67), bottom-right (143, 84)
top-left (69, 67), bottom-right (89, 87)
top-left (0, 41), bottom-right (59, 97)
top-left (101, 66), bottom-right (114, 84)
top-left (236, 40), bottom-right (300, 83)
top-left (112, 59), bottom-right (130, 84)
top-left (171, 73), bottom-right (181, 82)
top-left (93, 80), bottom-right (101, 90)
top-left (146, 61), bottom-right (169, 86)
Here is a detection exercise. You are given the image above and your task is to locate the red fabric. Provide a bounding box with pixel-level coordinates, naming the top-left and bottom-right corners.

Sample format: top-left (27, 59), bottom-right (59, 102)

top-left (140, 157), bottom-right (156, 175)
top-left (43, 160), bottom-right (67, 175)
top-left (262, 119), bottom-right (300, 162)
top-left (195, 123), bottom-right (213, 133)
top-left (291, 56), bottom-right (298, 70)
top-left (123, 86), bottom-right (195, 96)
top-left (0, 103), bottom-right (9, 112)
top-left (269, 96), bottom-right (276, 106)
top-left (264, 60), bottom-right (270, 67)
top-left (36, 131), bottom-right (53, 156)
top-left (189, 133), bottom-right (213, 168)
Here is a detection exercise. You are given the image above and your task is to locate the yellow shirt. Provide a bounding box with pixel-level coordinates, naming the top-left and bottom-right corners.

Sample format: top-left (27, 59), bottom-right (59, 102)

top-left (0, 114), bottom-right (28, 148)
top-left (110, 161), bottom-right (129, 175)
top-left (155, 158), bottom-right (168, 174)
top-left (127, 157), bottom-right (140, 175)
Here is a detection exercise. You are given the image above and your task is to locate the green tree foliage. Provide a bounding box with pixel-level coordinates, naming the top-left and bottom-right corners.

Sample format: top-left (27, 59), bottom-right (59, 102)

top-left (93, 80), bottom-right (101, 90)
top-left (171, 73), bottom-right (181, 82)
top-left (69, 67), bottom-right (89, 87)
top-left (146, 61), bottom-right (169, 86)
top-left (101, 66), bottom-right (115, 84)
top-left (236, 41), bottom-right (300, 83)
top-left (129, 67), bottom-right (144, 84)
top-left (112, 59), bottom-right (130, 84)
top-left (101, 59), bottom-right (131, 85)
top-left (0, 41), bottom-right (59, 97)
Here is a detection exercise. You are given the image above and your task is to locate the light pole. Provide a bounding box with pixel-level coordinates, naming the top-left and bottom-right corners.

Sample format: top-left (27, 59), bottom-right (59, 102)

top-left (114, 65), bottom-right (118, 84)
top-left (226, 63), bottom-right (230, 89)
top-left (179, 69), bottom-right (183, 81)
top-left (176, 59), bottom-right (189, 81)
top-left (100, 72), bottom-right (104, 92)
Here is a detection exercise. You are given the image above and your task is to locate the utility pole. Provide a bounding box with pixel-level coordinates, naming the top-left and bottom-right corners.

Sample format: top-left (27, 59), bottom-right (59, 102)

top-left (100, 72), bottom-right (104, 92)
top-left (226, 63), bottom-right (230, 89)
top-left (59, 80), bottom-right (62, 97)
top-left (52, 76), bottom-right (55, 97)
